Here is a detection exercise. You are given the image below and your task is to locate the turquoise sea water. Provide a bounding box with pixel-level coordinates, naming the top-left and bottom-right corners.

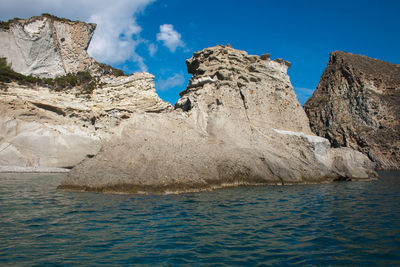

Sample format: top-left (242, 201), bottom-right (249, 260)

top-left (0, 171), bottom-right (400, 266)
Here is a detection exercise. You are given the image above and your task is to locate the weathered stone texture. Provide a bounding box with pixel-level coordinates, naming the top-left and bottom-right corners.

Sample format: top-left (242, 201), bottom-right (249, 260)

top-left (0, 15), bottom-right (171, 169)
top-left (0, 15), bottom-right (377, 190)
top-left (0, 73), bottom-right (171, 168)
top-left (177, 45), bottom-right (311, 134)
top-left (304, 51), bottom-right (400, 170)
top-left (60, 46), bottom-right (376, 194)
top-left (0, 14), bottom-right (96, 78)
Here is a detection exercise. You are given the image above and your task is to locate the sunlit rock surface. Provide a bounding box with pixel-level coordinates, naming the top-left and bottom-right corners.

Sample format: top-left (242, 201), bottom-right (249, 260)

top-left (0, 15), bottom-right (171, 169)
top-left (0, 71), bottom-right (171, 168)
top-left (0, 15), bottom-right (377, 188)
top-left (60, 46), bottom-right (377, 194)
top-left (0, 14), bottom-right (96, 78)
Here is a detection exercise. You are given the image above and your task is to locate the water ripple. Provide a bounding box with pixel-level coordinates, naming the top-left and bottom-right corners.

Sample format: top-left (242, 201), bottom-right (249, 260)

top-left (0, 171), bottom-right (399, 265)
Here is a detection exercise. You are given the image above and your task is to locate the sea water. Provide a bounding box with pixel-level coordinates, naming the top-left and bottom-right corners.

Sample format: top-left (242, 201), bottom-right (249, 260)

top-left (0, 171), bottom-right (399, 266)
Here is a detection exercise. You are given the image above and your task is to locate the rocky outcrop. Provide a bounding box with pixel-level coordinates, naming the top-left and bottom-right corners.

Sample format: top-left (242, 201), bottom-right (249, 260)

top-left (0, 73), bottom-right (171, 168)
top-left (59, 45), bottom-right (377, 194)
top-left (0, 15), bottom-right (377, 190)
top-left (176, 46), bottom-right (311, 133)
top-left (0, 14), bottom-right (96, 78)
top-left (0, 15), bottom-right (171, 169)
top-left (304, 51), bottom-right (400, 170)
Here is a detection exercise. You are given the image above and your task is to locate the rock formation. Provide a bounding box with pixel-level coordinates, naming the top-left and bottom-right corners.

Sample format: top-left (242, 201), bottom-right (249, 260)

top-left (304, 51), bottom-right (400, 170)
top-left (176, 47), bottom-right (311, 133)
top-left (0, 73), bottom-right (170, 168)
top-left (59, 45), bottom-right (376, 194)
top-left (0, 14), bottom-right (98, 78)
top-left (0, 15), bottom-right (171, 169)
top-left (0, 15), bottom-right (377, 193)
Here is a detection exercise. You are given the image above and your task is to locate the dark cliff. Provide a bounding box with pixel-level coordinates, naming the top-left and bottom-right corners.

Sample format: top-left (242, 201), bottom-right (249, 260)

top-left (304, 51), bottom-right (400, 170)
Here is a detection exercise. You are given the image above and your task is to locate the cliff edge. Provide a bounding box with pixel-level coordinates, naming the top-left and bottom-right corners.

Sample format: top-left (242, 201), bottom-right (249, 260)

top-left (0, 15), bottom-right (171, 169)
top-left (304, 51), bottom-right (400, 170)
top-left (0, 14), bottom-right (98, 78)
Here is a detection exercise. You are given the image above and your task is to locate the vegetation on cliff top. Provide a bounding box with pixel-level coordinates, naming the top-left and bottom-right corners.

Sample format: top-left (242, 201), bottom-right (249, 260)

top-left (0, 18), bottom-right (22, 30)
top-left (97, 63), bottom-right (126, 77)
top-left (0, 13), bottom-right (83, 30)
top-left (0, 58), bottom-right (97, 96)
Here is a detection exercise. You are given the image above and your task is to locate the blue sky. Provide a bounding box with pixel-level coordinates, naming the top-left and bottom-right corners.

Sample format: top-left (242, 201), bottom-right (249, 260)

top-left (1, 0), bottom-right (399, 104)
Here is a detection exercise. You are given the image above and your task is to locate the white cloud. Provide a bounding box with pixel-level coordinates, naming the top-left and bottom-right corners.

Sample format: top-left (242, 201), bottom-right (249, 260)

top-left (157, 73), bottom-right (185, 91)
top-left (0, 0), bottom-right (155, 71)
top-left (156, 24), bottom-right (184, 52)
top-left (147, 43), bottom-right (158, 57)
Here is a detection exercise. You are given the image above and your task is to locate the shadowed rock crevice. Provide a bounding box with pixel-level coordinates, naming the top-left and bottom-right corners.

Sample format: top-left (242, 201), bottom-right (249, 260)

top-left (31, 102), bottom-right (66, 116)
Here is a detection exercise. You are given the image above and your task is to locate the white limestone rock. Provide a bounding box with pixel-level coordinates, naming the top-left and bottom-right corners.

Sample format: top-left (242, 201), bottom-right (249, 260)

top-left (0, 117), bottom-right (101, 168)
top-left (60, 45), bottom-right (377, 194)
top-left (0, 71), bottom-right (171, 168)
top-left (179, 45), bottom-right (311, 133)
top-left (0, 14), bottom-right (377, 190)
top-left (0, 15), bottom-right (96, 78)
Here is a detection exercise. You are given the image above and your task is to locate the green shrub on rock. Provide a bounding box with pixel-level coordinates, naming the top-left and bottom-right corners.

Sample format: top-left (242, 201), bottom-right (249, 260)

top-left (0, 57), bottom-right (97, 95)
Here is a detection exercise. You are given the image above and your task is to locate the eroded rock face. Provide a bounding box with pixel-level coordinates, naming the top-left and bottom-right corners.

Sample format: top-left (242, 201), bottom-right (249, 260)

top-left (304, 51), bottom-right (400, 170)
top-left (60, 46), bottom-right (377, 194)
top-left (0, 14), bottom-right (377, 189)
top-left (0, 15), bottom-right (171, 169)
top-left (0, 73), bottom-right (171, 168)
top-left (0, 14), bottom-right (96, 78)
top-left (177, 45), bottom-right (311, 133)
top-left (0, 115), bottom-right (101, 168)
